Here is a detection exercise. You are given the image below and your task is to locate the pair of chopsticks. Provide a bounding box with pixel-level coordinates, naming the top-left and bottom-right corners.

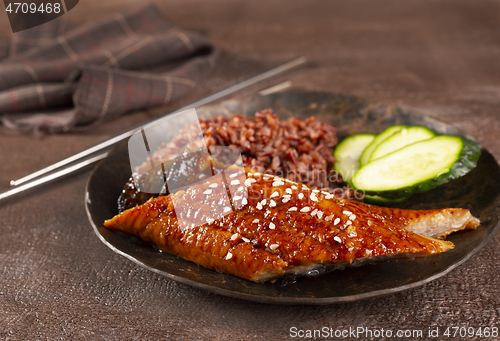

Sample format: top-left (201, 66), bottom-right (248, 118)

top-left (0, 57), bottom-right (307, 202)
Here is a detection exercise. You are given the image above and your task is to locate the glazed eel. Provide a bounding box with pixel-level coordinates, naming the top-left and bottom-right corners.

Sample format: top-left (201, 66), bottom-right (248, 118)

top-left (105, 168), bottom-right (479, 282)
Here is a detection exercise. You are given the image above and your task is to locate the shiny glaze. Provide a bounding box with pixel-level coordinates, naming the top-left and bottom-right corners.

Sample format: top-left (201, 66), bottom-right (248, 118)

top-left (105, 169), bottom-right (457, 282)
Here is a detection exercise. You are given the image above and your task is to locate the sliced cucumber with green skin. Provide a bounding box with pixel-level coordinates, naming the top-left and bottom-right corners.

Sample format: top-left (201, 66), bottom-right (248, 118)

top-left (334, 133), bottom-right (410, 204)
top-left (360, 125), bottom-right (405, 166)
top-left (351, 136), bottom-right (481, 198)
top-left (370, 126), bottom-right (435, 162)
top-left (334, 134), bottom-right (375, 184)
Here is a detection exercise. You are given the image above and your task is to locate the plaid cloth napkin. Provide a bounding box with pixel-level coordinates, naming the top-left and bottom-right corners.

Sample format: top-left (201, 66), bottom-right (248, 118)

top-left (0, 4), bottom-right (218, 133)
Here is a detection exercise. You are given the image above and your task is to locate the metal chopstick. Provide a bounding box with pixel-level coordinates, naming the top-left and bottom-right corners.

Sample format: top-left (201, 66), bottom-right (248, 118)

top-left (0, 153), bottom-right (108, 202)
top-left (10, 56), bottom-right (308, 187)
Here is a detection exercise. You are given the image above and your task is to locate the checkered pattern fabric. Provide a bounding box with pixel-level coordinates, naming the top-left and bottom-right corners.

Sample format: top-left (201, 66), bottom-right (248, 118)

top-left (0, 4), bottom-right (217, 133)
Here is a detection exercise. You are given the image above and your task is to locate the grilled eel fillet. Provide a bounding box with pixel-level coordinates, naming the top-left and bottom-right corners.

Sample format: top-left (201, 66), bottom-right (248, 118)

top-left (104, 168), bottom-right (480, 283)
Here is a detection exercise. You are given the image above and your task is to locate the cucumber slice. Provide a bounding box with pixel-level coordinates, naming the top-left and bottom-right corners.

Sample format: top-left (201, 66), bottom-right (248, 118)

top-left (370, 126), bottom-right (435, 162)
top-left (334, 134), bottom-right (375, 183)
top-left (360, 125), bottom-right (405, 166)
top-left (351, 136), bottom-right (481, 198)
top-left (335, 133), bottom-right (409, 203)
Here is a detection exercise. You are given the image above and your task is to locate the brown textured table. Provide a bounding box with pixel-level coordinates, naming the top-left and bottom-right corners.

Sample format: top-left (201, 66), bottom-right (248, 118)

top-left (1, 1), bottom-right (500, 340)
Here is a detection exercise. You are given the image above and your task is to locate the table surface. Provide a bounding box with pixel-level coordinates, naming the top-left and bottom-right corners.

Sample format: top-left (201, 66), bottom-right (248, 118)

top-left (1, 1), bottom-right (500, 340)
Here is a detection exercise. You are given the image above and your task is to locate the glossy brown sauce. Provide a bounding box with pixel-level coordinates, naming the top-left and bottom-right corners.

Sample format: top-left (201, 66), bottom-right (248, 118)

top-left (105, 170), bottom-right (453, 282)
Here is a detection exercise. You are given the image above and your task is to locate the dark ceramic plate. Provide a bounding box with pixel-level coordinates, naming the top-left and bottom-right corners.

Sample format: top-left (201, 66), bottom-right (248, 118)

top-left (85, 91), bottom-right (500, 305)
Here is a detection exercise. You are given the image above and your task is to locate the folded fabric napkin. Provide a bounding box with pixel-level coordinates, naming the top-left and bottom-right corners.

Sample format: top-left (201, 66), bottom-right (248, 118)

top-left (0, 4), bottom-right (218, 133)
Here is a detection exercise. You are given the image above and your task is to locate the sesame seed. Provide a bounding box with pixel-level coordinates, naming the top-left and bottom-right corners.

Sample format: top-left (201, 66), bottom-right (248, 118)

top-left (229, 173), bottom-right (238, 178)
top-left (203, 189), bottom-right (212, 195)
top-left (209, 183), bottom-right (218, 188)
top-left (310, 193), bottom-right (318, 202)
top-left (231, 233), bottom-right (238, 240)
top-left (317, 211), bottom-right (324, 219)
top-left (233, 196), bottom-right (242, 201)
top-left (272, 181), bottom-right (284, 187)
top-left (206, 218), bottom-right (215, 224)
top-left (334, 218), bottom-right (340, 225)
top-left (252, 219), bottom-right (259, 223)
top-left (269, 222), bottom-right (276, 229)
top-left (223, 207), bottom-right (231, 213)
top-left (231, 180), bottom-right (240, 185)
top-left (343, 210), bottom-right (352, 216)
top-left (288, 207), bottom-right (298, 212)
top-left (298, 193), bottom-right (305, 199)
top-left (325, 215), bottom-right (333, 221)
top-left (256, 202), bottom-right (263, 210)
top-left (242, 237), bottom-right (250, 243)
top-left (292, 185), bottom-right (298, 190)
top-left (282, 198), bottom-right (290, 203)
top-left (312, 189), bottom-right (320, 193)
top-left (300, 207), bottom-right (311, 213)
top-left (242, 198), bottom-right (248, 205)
top-left (225, 252), bottom-right (233, 260)
top-left (244, 179), bottom-right (253, 187)
top-left (270, 191), bottom-right (279, 198)
top-left (350, 215), bottom-right (356, 221)
top-left (311, 209), bottom-right (318, 217)
top-left (347, 225), bottom-right (357, 236)
top-left (269, 200), bottom-right (277, 207)
top-left (254, 172), bottom-right (261, 176)
top-left (283, 194), bottom-right (291, 198)
top-left (285, 188), bottom-right (292, 194)
top-left (334, 236), bottom-right (342, 243)
top-left (346, 220), bottom-right (352, 225)
top-left (325, 194), bottom-right (334, 199)
top-left (261, 199), bottom-right (267, 206)
top-left (269, 244), bottom-right (279, 250)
